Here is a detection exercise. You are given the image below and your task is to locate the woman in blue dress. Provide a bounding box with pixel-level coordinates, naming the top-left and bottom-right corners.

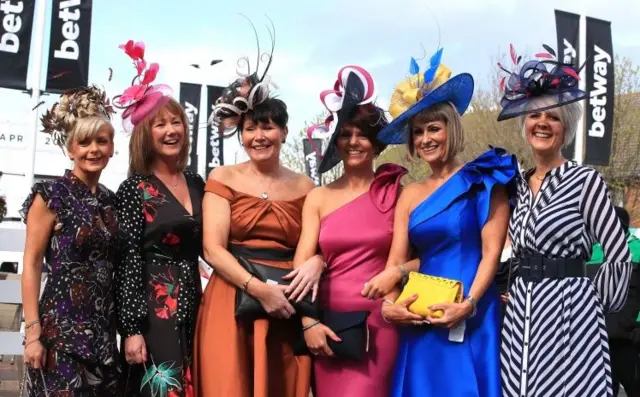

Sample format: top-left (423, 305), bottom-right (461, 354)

top-left (375, 58), bottom-right (517, 396)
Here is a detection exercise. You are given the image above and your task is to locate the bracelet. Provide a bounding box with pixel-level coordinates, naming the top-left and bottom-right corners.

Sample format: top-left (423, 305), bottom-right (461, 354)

top-left (464, 295), bottom-right (477, 318)
top-left (302, 320), bottom-right (320, 332)
top-left (241, 275), bottom-right (254, 292)
top-left (25, 320), bottom-right (40, 330)
top-left (382, 299), bottom-right (394, 306)
top-left (23, 338), bottom-right (41, 348)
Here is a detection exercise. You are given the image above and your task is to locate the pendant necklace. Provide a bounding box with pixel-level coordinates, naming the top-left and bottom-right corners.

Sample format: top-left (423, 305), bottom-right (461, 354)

top-left (249, 166), bottom-right (276, 200)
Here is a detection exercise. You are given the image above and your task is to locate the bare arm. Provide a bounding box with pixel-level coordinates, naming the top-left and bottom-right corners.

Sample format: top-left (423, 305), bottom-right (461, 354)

top-left (468, 186), bottom-right (510, 303)
top-left (286, 188), bottom-right (326, 303)
top-left (21, 194), bottom-right (55, 341)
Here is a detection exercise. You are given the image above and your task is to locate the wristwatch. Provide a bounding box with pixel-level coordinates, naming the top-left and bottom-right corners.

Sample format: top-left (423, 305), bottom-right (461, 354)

top-left (464, 295), bottom-right (477, 317)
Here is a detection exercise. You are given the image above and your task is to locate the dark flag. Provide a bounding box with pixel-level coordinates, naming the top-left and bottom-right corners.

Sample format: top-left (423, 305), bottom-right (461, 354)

top-left (45, 0), bottom-right (93, 93)
top-left (179, 82), bottom-right (202, 174)
top-left (0, 0), bottom-right (35, 90)
top-left (302, 138), bottom-right (322, 186)
top-left (205, 85), bottom-right (224, 177)
top-left (584, 17), bottom-right (614, 166)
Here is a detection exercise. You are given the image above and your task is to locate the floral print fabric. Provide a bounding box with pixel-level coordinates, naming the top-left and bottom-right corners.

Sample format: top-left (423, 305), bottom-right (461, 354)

top-left (21, 170), bottom-right (121, 395)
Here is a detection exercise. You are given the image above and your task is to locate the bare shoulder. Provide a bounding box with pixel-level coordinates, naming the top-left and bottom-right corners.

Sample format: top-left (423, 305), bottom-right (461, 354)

top-left (281, 167), bottom-right (315, 196)
top-left (398, 182), bottom-right (426, 212)
top-left (207, 163), bottom-right (246, 185)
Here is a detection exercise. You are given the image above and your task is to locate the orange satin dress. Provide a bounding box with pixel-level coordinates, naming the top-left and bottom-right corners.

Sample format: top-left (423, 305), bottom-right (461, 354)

top-left (194, 179), bottom-right (312, 397)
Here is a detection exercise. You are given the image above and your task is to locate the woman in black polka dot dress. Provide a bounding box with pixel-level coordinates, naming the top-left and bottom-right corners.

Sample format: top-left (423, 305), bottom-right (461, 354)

top-left (113, 43), bottom-right (204, 397)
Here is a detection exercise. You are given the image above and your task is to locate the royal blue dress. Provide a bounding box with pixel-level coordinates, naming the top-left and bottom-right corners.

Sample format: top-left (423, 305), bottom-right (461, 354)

top-left (391, 148), bottom-right (518, 397)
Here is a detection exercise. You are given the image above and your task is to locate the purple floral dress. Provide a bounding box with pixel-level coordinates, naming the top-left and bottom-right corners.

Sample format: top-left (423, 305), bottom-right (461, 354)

top-left (21, 170), bottom-right (122, 396)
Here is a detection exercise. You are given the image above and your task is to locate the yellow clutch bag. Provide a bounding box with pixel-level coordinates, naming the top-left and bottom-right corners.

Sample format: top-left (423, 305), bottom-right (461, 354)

top-left (395, 272), bottom-right (463, 318)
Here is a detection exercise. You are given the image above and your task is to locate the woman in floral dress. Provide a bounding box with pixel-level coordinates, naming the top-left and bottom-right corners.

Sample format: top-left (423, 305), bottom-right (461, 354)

top-left (21, 86), bottom-right (122, 395)
top-left (113, 40), bottom-right (204, 397)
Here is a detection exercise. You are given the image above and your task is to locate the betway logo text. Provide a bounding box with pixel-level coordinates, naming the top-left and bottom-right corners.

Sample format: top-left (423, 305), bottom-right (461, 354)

top-left (53, 0), bottom-right (82, 61)
top-left (184, 101), bottom-right (198, 166)
top-left (588, 45), bottom-right (612, 138)
top-left (0, 0), bottom-right (24, 54)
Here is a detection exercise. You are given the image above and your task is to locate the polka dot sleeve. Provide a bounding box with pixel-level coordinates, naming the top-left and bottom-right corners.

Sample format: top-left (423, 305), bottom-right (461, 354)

top-left (115, 176), bottom-right (147, 337)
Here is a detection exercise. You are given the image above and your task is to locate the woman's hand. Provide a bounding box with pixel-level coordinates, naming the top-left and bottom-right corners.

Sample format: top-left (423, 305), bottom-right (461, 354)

top-left (124, 335), bottom-right (148, 365)
top-left (361, 266), bottom-right (403, 300)
top-left (24, 336), bottom-right (46, 369)
top-left (500, 293), bottom-right (509, 304)
top-left (254, 282), bottom-right (296, 319)
top-left (303, 320), bottom-right (341, 357)
top-left (381, 294), bottom-right (426, 326)
top-left (283, 255), bottom-right (325, 303)
top-left (426, 301), bottom-right (474, 329)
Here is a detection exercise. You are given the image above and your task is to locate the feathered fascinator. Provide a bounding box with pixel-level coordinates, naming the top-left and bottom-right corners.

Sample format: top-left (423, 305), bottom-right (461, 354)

top-left (113, 40), bottom-right (173, 131)
top-left (307, 65), bottom-right (384, 173)
top-left (208, 16), bottom-right (278, 133)
top-left (40, 85), bottom-right (115, 148)
top-left (496, 43), bottom-right (587, 121)
top-left (377, 47), bottom-right (474, 144)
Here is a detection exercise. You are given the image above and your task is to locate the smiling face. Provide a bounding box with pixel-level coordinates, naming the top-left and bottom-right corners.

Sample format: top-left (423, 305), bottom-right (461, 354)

top-left (238, 98), bottom-right (289, 165)
top-left (336, 124), bottom-right (376, 170)
top-left (67, 119), bottom-right (114, 175)
top-left (523, 109), bottom-right (565, 155)
top-left (150, 106), bottom-right (186, 160)
top-left (240, 118), bottom-right (286, 163)
top-left (407, 102), bottom-right (464, 167)
top-left (411, 120), bottom-right (449, 164)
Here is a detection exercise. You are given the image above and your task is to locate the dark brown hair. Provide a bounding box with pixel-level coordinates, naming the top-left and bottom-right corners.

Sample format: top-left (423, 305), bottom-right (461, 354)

top-left (128, 98), bottom-right (190, 176)
top-left (341, 103), bottom-right (388, 156)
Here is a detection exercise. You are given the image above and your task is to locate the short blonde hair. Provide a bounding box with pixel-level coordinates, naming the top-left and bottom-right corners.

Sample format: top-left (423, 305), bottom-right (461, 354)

top-left (65, 116), bottom-right (114, 152)
top-left (517, 97), bottom-right (583, 147)
top-left (128, 98), bottom-right (190, 176)
top-left (407, 101), bottom-right (465, 161)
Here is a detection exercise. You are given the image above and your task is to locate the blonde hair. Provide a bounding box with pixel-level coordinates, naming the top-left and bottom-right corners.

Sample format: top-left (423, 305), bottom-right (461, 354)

top-left (40, 85), bottom-right (115, 152)
top-left (517, 97), bottom-right (583, 147)
top-left (128, 98), bottom-right (190, 176)
top-left (407, 101), bottom-right (465, 161)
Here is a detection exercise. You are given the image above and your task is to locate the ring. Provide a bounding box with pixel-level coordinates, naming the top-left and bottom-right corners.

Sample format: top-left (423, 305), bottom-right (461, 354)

top-left (311, 351), bottom-right (319, 356)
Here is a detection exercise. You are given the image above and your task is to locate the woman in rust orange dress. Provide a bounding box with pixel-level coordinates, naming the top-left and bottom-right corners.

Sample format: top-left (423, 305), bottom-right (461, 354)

top-left (194, 69), bottom-right (324, 396)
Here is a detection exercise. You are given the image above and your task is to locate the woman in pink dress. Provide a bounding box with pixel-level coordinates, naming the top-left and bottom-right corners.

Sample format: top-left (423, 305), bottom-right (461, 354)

top-left (286, 66), bottom-right (405, 397)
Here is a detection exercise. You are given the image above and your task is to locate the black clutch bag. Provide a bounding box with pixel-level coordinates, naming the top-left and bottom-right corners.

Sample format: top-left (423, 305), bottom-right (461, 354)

top-left (295, 310), bottom-right (370, 361)
top-left (234, 256), bottom-right (320, 321)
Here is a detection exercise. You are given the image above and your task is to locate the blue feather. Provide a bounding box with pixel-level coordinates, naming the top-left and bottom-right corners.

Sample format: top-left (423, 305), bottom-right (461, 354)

top-left (423, 47), bottom-right (444, 84)
top-left (409, 57), bottom-right (420, 75)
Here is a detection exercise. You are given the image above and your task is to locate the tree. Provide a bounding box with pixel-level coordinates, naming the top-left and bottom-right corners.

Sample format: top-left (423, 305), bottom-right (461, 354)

top-left (281, 112), bottom-right (344, 185)
top-left (0, 195), bottom-right (5, 223)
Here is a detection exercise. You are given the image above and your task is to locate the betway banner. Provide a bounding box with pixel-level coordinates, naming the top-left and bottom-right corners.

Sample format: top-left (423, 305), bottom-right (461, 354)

top-left (0, 0), bottom-right (35, 90)
top-left (179, 83), bottom-right (201, 174)
top-left (45, 0), bottom-right (93, 93)
top-left (205, 85), bottom-right (224, 177)
top-left (302, 138), bottom-right (322, 186)
top-left (555, 10), bottom-right (581, 160)
top-left (584, 17), bottom-right (614, 166)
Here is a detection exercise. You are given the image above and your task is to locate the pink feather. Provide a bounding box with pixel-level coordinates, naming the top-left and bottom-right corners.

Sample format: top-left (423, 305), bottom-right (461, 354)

top-left (535, 52), bottom-right (554, 59)
top-left (509, 43), bottom-right (517, 65)
top-left (500, 76), bottom-right (506, 92)
top-left (562, 66), bottom-right (580, 80)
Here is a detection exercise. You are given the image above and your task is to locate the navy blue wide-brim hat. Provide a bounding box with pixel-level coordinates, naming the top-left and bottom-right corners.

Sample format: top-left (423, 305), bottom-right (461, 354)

top-left (377, 73), bottom-right (475, 145)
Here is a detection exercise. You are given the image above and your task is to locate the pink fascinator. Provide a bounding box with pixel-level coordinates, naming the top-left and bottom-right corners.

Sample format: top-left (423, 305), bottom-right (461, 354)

top-left (113, 40), bottom-right (173, 131)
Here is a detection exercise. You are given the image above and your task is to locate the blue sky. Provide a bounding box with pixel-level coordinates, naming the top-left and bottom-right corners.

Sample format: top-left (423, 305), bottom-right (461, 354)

top-left (1, 0), bottom-right (639, 155)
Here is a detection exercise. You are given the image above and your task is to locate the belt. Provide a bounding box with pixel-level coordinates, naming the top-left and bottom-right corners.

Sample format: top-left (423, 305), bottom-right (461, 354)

top-left (229, 245), bottom-right (295, 262)
top-left (517, 255), bottom-right (586, 282)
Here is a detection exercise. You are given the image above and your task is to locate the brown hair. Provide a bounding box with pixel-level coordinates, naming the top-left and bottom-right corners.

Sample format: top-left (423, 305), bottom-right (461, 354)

top-left (407, 101), bottom-right (465, 161)
top-left (128, 98), bottom-right (190, 176)
top-left (342, 103), bottom-right (388, 156)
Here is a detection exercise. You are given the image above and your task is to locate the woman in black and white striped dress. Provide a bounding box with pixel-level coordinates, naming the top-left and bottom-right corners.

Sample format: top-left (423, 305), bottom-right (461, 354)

top-left (497, 47), bottom-right (632, 397)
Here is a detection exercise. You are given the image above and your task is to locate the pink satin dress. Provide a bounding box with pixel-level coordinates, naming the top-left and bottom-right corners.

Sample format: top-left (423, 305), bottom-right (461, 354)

top-left (314, 163), bottom-right (406, 397)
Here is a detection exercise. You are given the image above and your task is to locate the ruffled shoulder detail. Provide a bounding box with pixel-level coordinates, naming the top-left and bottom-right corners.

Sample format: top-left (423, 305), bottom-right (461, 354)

top-left (20, 179), bottom-right (64, 223)
top-left (409, 147), bottom-right (518, 231)
top-left (369, 163), bottom-right (408, 213)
